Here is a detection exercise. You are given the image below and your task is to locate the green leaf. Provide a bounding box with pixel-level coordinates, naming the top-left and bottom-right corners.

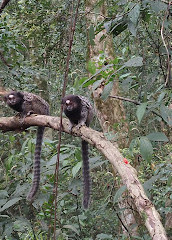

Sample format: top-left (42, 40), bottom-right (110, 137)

top-left (128, 4), bottom-right (140, 25)
top-left (167, 175), bottom-right (172, 187)
top-left (82, 64), bottom-right (113, 86)
top-left (128, 22), bottom-right (137, 36)
top-left (90, 160), bottom-right (107, 170)
top-left (88, 25), bottom-right (95, 46)
top-left (82, 79), bottom-right (95, 88)
top-left (63, 225), bottom-right (79, 235)
top-left (136, 102), bottom-right (147, 123)
top-left (96, 233), bottom-right (113, 239)
top-left (160, 104), bottom-right (172, 126)
top-left (72, 162), bottom-right (82, 177)
top-left (87, 60), bottom-right (96, 74)
top-left (140, 137), bottom-right (153, 162)
top-left (92, 79), bottom-right (104, 91)
top-left (101, 81), bottom-right (114, 100)
top-left (143, 174), bottom-right (160, 191)
top-left (121, 77), bottom-right (133, 91)
top-left (0, 198), bottom-right (21, 212)
top-left (124, 56), bottom-right (143, 67)
top-left (74, 76), bottom-right (87, 89)
top-left (147, 132), bottom-right (168, 142)
top-left (157, 92), bottom-right (166, 102)
top-left (149, 1), bottom-right (167, 13)
top-left (0, 190), bottom-right (9, 199)
top-left (113, 185), bottom-right (127, 203)
top-left (104, 16), bottom-right (128, 36)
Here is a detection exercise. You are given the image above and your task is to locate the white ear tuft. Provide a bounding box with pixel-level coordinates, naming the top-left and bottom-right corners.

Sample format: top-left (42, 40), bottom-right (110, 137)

top-left (66, 100), bottom-right (70, 104)
top-left (9, 94), bottom-right (14, 99)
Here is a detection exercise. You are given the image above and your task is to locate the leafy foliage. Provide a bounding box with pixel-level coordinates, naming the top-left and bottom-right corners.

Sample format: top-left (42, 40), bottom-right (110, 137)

top-left (0, 0), bottom-right (171, 239)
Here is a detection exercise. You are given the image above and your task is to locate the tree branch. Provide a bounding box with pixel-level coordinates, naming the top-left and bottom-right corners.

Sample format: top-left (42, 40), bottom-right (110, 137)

top-left (0, 115), bottom-right (168, 240)
top-left (0, 0), bottom-right (11, 15)
top-left (109, 95), bottom-right (162, 119)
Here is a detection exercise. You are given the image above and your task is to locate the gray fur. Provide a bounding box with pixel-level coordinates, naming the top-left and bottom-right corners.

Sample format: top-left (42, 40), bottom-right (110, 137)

top-left (4, 91), bottom-right (49, 202)
top-left (62, 94), bottom-right (93, 208)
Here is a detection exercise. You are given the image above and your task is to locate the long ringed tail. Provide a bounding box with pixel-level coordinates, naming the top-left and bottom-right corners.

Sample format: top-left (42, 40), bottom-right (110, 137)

top-left (82, 140), bottom-right (91, 209)
top-left (27, 126), bottom-right (44, 202)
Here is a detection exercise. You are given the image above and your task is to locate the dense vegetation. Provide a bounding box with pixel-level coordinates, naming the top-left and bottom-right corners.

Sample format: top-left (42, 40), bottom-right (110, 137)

top-left (0, 0), bottom-right (171, 239)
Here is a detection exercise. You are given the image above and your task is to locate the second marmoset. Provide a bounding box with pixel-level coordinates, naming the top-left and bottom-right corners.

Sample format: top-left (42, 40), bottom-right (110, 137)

top-left (62, 94), bottom-right (93, 209)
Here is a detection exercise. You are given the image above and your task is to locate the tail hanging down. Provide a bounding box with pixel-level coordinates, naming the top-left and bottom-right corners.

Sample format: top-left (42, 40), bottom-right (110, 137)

top-left (82, 140), bottom-right (91, 209)
top-left (27, 126), bottom-right (45, 202)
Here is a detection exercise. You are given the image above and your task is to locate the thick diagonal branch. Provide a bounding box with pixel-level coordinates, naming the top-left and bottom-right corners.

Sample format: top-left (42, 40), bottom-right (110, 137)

top-left (0, 115), bottom-right (168, 240)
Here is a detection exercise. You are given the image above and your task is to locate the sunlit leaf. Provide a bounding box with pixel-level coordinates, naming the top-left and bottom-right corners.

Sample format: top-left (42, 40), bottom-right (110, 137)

top-left (87, 61), bottom-right (96, 74)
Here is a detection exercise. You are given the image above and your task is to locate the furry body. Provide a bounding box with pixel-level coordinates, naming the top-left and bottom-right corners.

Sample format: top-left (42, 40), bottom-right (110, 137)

top-left (62, 95), bottom-right (93, 208)
top-left (4, 91), bottom-right (49, 202)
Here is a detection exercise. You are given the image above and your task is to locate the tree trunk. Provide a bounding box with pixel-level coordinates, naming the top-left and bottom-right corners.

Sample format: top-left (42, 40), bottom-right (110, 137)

top-left (85, 0), bottom-right (139, 237)
top-left (85, 0), bottom-right (128, 148)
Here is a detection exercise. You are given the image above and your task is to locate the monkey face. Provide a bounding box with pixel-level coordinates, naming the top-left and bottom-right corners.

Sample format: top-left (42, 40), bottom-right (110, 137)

top-left (4, 91), bottom-right (24, 112)
top-left (6, 94), bottom-right (17, 105)
top-left (64, 99), bottom-right (75, 111)
top-left (62, 95), bottom-right (81, 112)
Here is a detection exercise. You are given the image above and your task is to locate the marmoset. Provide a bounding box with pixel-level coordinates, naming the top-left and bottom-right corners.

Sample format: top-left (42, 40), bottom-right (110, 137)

top-left (62, 95), bottom-right (93, 209)
top-left (4, 91), bottom-right (49, 202)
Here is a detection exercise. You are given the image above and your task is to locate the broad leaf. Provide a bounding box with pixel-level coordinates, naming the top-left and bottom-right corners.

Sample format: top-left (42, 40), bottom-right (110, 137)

top-left (157, 92), bottom-right (166, 102)
top-left (140, 137), bottom-right (153, 162)
top-left (149, 1), bottom-right (167, 13)
top-left (0, 190), bottom-right (9, 199)
top-left (128, 21), bottom-right (137, 36)
top-left (88, 25), bottom-right (95, 46)
top-left (160, 104), bottom-right (172, 126)
top-left (136, 102), bottom-right (147, 123)
top-left (113, 185), bottom-right (127, 203)
top-left (124, 56), bottom-right (143, 67)
top-left (128, 4), bottom-right (140, 25)
top-left (63, 225), bottom-right (79, 235)
top-left (101, 81), bottom-right (114, 100)
top-left (0, 198), bottom-right (21, 212)
top-left (104, 16), bottom-right (128, 36)
top-left (147, 132), bottom-right (168, 142)
top-left (143, 174), bottom-right (161, 191)
top-left (96, 233), bottom-right (113, 239)
top-left (87, 60), bottom-right (96, 74)
top-left (72, 162), bottom-right (82, 177)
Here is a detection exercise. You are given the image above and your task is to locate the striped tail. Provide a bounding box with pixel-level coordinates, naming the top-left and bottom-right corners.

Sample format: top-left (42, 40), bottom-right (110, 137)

top-left (27, 126), bottom-right (44, 202)
top-left (82, 140), bottom-right (91, 209)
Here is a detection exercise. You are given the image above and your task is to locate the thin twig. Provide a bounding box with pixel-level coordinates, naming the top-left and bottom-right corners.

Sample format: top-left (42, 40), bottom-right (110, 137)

top-left (53, 0), bottom-right (81, 239)
top-left (160, 1), bottom-right (172, 86)
top-left (0, 0), bottom-right (11, 15)
top-left (0, 50), bottom-right (12, 69)
top-left (109, 95), bottom-right (140, 105)
top-left (109, 95), bottom-right (162, 118)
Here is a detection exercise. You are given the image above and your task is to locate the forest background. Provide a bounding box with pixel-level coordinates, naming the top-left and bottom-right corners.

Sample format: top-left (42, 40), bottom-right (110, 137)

top-left (0, 0), bottom-right (171, 239)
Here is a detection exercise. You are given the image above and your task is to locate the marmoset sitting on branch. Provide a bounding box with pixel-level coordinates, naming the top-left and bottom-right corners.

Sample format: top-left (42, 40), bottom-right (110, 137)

top-left (62, 94), bottom-right (93, 209)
